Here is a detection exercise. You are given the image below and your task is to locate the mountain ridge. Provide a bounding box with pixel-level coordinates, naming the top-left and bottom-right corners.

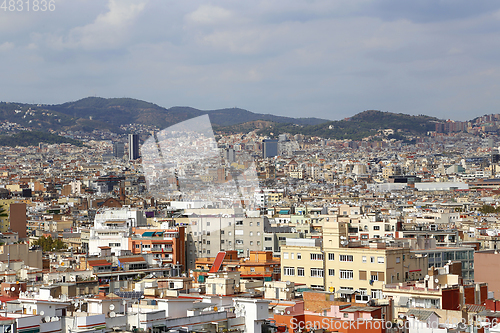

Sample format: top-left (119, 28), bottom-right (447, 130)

top-left (0, 97), bottom-right (462, 141)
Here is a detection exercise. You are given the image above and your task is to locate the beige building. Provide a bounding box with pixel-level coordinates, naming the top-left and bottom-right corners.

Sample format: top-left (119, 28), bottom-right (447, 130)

top-left (280, 221), bottom-right (427, 300)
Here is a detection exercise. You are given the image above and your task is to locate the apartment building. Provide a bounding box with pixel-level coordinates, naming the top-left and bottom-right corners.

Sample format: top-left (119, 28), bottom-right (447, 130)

top-left (130, 227), bottom-right (186, 270)
top-left (184, 211), bottom-right (265, 269)
top-left (281, 222), bottom-right (427, 299)
top-left (0, 199), bottom-right (27, 238)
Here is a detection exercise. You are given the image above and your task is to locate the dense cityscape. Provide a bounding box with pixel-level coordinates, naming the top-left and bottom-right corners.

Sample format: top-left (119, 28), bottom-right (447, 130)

top-left (3, 1), bottom-right (500, 332)
top-left (1, 113), bottom-right (500, 333)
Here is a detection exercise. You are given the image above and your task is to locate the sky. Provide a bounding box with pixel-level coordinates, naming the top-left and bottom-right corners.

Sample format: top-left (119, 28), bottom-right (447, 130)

top-left (1, 0), bottom-right (500, 121)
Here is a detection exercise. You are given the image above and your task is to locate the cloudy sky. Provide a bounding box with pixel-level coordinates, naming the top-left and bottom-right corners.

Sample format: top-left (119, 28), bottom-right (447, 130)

top-left (1, 0), bottom-right (500, 120)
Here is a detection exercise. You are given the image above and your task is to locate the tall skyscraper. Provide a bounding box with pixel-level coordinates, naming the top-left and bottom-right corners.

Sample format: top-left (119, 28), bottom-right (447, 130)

top-left (113, 142), bottom-right (125, 158)
top-left (262, 139), bottom-right (278, 158)
top-left (225, 148), bottom-right (236, 163)
top-left (129, 134), bottom-right (140, 160)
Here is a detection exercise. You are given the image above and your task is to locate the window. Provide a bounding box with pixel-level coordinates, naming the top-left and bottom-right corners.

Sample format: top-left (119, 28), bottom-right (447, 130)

top-left (249, 222), bottom-right (253, 226)
top-left (340, 270), bottom-right (354, 279)
top-left (340, 255), bottom-right (353, 262)
top-left (236, 220), bottom-right (243, 225)
top-left (377, 257), bottom-right (385, 264)
top-left (328, 253), bottom-right (334, 261)
top-left (359, 270), bottom-right (367, 280)
top-left (265, 237), bottom-right (272, 241)
top-left (291, 253), bottom-right (294, 260)
top-left (396, 257), bottom-right (400, 264)
top-left (370, 257), bottom-right (375, 263)
top-left (328, 269), bottom-right (335, 276)
top-left (310, 268), bottom-right (324, 277)
top-left (265, 247), bottom-right (272, 251)
top-left (207, 221), bottom-right (210, 226)
top-left (283, 252), bottom-right (289, 259)
top-left (297, 267), bottom-right (305, 276)
top-left (310, 253), bottom-right (324, 260)
top-left (207, 250), bottom-right (210, 255)
top-left (250, 231), bottom-right (253, 236)
top-left (343, 313), bottom-right (349, 318)
top-left (362, 256), bottom-right (367, 263)
top-left (236, 239), bottom-right (243, 245)
top-left (371, 274), bottom-right (378, 281)
top-left (250, 241), bottom-right (253, 246)
top-left (284, 267), bottom-right (295, 276)
top-left (251, 267), bottom-right (255, 272)
top-left (371, 289), bottom-right (382, 299)
top-left (221, 240), bottom-right (225, 244)
top-left (207, 231), bottom-right (210, 236)
top-left (257, 222), bottom-right (260, 226)
top-left (297, 253), bottom-right (302, 260)
top-left (257, 241), bottom-right (260, 246)
top-left (221, 230), bottom-right (224, 235)
top-left (373, 226), bottom-right (380, 230)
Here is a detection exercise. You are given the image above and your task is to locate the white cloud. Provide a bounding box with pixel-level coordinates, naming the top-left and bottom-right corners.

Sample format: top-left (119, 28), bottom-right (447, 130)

top-left (49, 0), bottom-right (148, 50)
top-left (186, 5), bottom-right (233, 25)
top-left (0, 42), bottom-right (14, 52)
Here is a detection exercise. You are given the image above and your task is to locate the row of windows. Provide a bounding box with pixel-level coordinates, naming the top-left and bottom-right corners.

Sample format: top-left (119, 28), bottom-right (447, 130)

top-left (283, 252), bottom-right (302, 260)
top-left (284, 267), bottom-right (385, 281)
top-left (285, 252), bottom-right (388, 265)
top-left (196, 221), bottom-right (261, 227)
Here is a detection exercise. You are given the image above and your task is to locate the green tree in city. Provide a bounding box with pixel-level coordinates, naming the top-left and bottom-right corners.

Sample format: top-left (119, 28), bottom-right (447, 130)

top-left (33, 236), bottom-right (67, 252)
top-left (0, 204), bottom-right (7, 218)
top-left (478, 205), bottom-right (500, 214)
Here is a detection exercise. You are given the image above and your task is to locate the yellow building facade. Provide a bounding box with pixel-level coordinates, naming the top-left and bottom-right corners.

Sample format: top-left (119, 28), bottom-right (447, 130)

top-left (280, 221), bottom-right (428, 299)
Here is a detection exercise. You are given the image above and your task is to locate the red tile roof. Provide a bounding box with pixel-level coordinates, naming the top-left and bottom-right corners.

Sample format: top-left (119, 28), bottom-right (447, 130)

top-left (118, 256), bottom-right (146, 263)
top-left (88, 260), bottom-right (112, 267)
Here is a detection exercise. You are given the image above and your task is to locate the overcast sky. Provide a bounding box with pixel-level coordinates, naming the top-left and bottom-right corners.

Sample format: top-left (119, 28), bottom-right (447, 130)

top-left (1, 0), bottom-right (500, 121)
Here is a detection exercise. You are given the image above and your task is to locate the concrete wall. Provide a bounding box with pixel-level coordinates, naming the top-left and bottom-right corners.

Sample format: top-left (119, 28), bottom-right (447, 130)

top-left (0, 244), bottom-right (42, 269)
top-left (475, 251), bottom-right (500, 299)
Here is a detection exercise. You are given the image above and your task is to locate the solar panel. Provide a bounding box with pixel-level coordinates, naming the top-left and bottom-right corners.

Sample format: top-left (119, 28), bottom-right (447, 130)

top-left (115, 291), bottom-right (144, 299)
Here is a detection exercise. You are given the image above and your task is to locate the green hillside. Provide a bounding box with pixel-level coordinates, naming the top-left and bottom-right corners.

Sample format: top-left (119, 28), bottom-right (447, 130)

top-left (255, 110), bottom-right (440, 140)
top-left (0, 131), bottom-right (84, 147)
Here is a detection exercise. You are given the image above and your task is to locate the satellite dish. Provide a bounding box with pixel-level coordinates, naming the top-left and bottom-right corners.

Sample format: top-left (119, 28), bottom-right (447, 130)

top-left (11, 287), bottom-right (15, 291)
top-left (109, 304), bottom-right (115, 311)
top-left (425, 275), bottom-right (429, 279)
top-left (45, 316), bottom-right (51, 323)
top-left (109, 311), bottom-right (116, 318)
top-left (48, 296), bottom-right (53, 301)
top-left (39, 311), bottom-right (45, 316)
top-left (51, 317), bottom-right (58, 322)
top-left (435, 279), bottom-right (439, 283)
